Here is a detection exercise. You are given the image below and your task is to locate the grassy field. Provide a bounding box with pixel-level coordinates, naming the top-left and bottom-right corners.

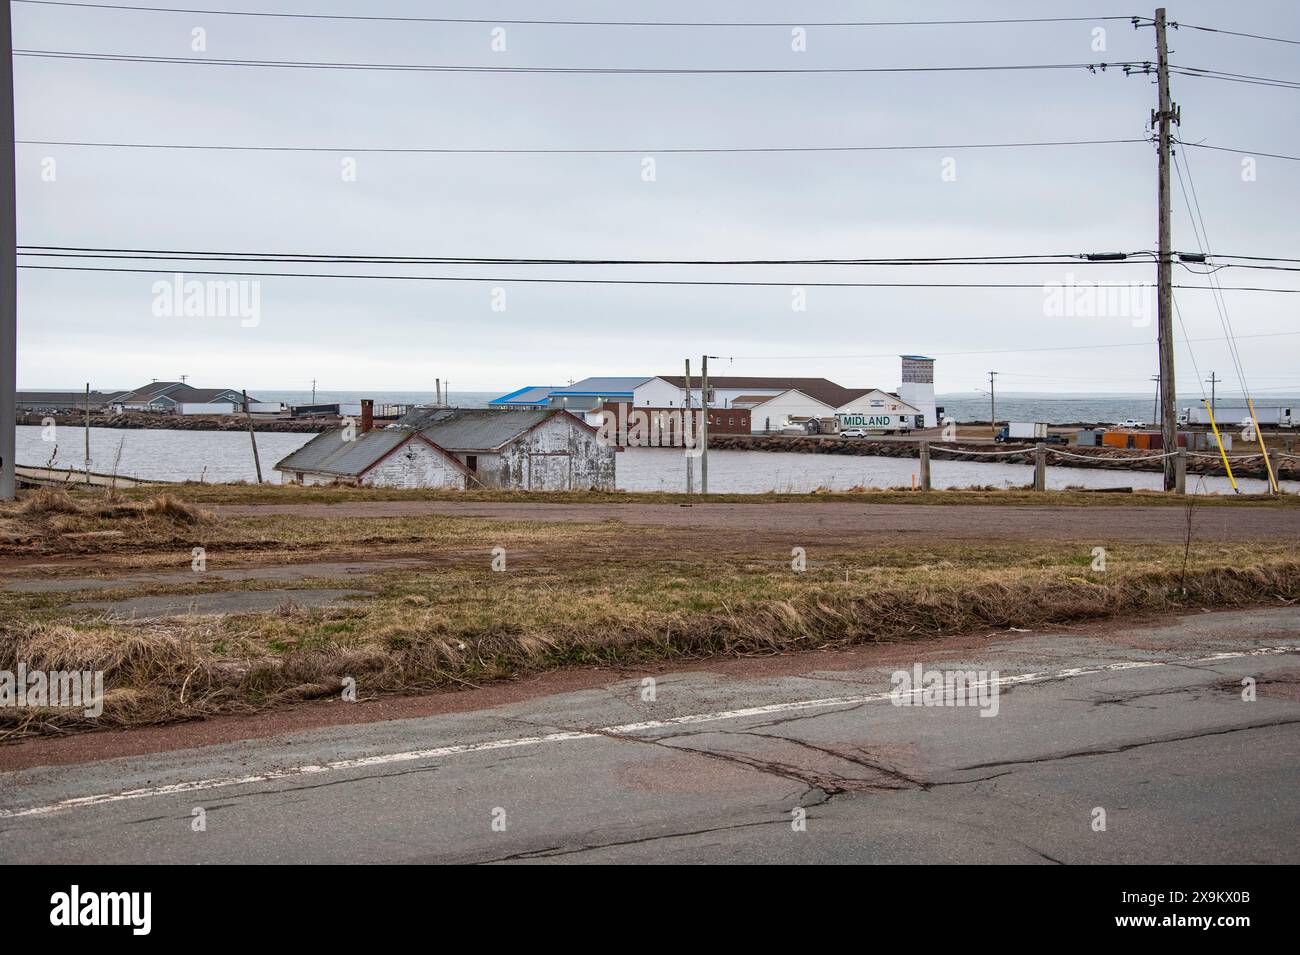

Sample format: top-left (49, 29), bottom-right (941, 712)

top-left (105, 480), bottom-right (1298, 508)
top-left (1, 486), bottom-right (1298, 738)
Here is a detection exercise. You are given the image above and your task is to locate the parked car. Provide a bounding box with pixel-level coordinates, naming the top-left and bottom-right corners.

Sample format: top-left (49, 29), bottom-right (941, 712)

top-left (839, 428), bottom-right (868, 438)
top-left (1116, 418), bottom-right (1145, 429)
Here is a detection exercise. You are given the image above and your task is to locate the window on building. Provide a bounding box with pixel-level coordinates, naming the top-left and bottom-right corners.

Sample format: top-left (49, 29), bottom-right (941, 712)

top-left (466, 455), bottom-right (478, 471)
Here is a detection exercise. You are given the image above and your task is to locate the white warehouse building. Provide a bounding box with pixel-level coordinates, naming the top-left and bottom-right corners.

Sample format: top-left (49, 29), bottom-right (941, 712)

top-left (488, 356), bottom-right (938, 434)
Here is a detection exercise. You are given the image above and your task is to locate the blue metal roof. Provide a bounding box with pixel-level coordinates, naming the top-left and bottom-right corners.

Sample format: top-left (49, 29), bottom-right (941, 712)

top-left (488, 385), bottom-right (561, 406)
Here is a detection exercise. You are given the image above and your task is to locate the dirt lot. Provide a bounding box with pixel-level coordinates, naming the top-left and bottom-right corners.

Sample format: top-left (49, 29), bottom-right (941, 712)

top-left (209, 499), bottom-right (1300, 544)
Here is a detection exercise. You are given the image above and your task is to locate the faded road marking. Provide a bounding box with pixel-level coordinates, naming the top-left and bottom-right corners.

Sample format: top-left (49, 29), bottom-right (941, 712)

top-left (2, 645), bottom-right (1295, 819)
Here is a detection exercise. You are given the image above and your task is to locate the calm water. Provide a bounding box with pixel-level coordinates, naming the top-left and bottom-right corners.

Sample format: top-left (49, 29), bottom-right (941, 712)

top-left (17, 426), bottom-right (1292, 495)
top-left (248, 390), bottom-right (1299, 427)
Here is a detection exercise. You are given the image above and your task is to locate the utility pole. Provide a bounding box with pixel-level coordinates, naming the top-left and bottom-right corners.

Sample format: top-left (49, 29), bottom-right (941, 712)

top-left (684, 358), bottom-right (694, 494)
top-left (700, 355), bottom-right (709, 495)
top-left (242, 390), bottom-right (263, 484)
top-left (988, 371), bottom-right (998, 433)
top-left (0, 1), bottom-right (16, 501)
top-left (1154, 7), bottom-right (1179, 490)
top-left (311, 379), bottom-right (317, 403)
top-left (1206, 371), bottom-right (1219, 417)
top-left (84, 382), bottom-right (91, 482)
top-left (1151, 374), bottom-right (1161, 423)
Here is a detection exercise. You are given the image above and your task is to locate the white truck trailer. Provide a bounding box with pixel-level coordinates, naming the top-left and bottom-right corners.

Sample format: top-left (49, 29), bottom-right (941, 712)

top-left (1180, 405), bottom-right (1293, 428)
top-left (994, 421), bottom-right (1048, 443)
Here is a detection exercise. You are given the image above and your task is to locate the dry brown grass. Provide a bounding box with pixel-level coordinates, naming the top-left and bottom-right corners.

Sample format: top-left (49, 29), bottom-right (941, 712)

top-left (2, 538), bottom-right (1296, 737)
top-left (0, 491), bottom-right (214, 556)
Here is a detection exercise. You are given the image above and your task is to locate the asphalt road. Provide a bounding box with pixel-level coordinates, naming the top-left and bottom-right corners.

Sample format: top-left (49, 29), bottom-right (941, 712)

top-left (3, 607), bottom-right (1299, 864)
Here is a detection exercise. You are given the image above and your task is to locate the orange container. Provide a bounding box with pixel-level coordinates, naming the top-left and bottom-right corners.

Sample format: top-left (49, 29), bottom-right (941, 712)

top-left (1102, 431), bottom-right (1130, 448)
top-left (1130, 432), bottom-right (1152, 450)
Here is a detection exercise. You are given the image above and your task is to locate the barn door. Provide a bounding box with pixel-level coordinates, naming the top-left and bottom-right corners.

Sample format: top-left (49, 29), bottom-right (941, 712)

top-left (527, 452), bottom-right (572, 490)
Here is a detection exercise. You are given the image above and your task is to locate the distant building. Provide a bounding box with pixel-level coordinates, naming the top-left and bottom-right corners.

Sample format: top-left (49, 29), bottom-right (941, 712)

top-left (898, 356), bottom-right (937, 428)
top-left (16, 390), bottom-right (119, 412)
top-left (274, 408), bottom-right (615, 490)
top-left (487, 386), bottom-right (565, 411)
top-left (487, 358), bottom-right (938, 434)
top-left (110, 382), bottom-right (253, 413)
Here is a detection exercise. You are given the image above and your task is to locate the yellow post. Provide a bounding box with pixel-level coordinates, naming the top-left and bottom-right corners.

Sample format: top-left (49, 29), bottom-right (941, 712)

top-left (1245, 397), bottom-right (1279, 494)
top-left (1203, 401), bottom-right (1238, 494)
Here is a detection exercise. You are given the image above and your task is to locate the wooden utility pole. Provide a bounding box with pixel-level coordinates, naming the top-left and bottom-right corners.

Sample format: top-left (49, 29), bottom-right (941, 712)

top-left (84, 382), bottom-right (91, 483)
top-left (1206, 371), bottom-right (1219, 417)
top-left (243, 390), bottom-right (263, 484)
top-left (700, 355), bottom-right (709, 495)
top-left (684, 358), bottom-right (694, 494)
top-left (1154, 7), bottom-right (1179, 490)
top-left (0, 1), bottom-right (15, 500)
top-left (988, 371), bottom-right (997, 433)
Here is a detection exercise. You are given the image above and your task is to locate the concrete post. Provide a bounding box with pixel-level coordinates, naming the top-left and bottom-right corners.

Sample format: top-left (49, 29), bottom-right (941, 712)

top-left (919, 440), bottom-right (931, 491)
top-left (1175, 448), bottom-right (1186, 495)
top-left (1034, 442), bottom-right (1047, 492)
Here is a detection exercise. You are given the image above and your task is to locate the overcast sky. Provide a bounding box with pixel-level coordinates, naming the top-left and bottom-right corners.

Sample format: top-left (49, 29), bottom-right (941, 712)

top-left (13, 0), bottom-right (1300, 398)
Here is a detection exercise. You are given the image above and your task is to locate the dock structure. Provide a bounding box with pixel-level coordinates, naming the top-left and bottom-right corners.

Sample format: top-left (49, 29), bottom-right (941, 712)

top-left (14, 465), bottom-right (170, 489)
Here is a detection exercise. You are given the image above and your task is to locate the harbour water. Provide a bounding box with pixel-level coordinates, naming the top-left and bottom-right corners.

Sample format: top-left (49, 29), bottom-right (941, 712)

top-left (250, 390), bottom-right (1299, 428)
top-left (16, 426), bottom-right (1292, 495)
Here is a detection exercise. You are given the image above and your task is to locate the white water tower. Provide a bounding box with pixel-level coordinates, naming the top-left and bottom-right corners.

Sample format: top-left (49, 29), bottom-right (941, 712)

top-left (899, 355), bottom-right (937, 428)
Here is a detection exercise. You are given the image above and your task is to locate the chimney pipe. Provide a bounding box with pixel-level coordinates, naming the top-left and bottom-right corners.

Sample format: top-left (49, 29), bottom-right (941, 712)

top-left (360, 398), bottom-right (374, 433)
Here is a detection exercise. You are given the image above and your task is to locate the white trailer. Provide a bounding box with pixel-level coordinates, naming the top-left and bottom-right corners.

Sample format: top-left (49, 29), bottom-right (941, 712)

top-left (1180, 405), bottom-right (1293, 428)
top-left (996, 421), bottom-right (1048, 442)
top-left (836, 412), bottom-right (914, 433)
top-left (179, 402), bottom-right (238, 415)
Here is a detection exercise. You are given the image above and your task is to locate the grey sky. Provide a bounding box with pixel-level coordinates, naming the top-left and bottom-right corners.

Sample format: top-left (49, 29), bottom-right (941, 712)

top-left (13, 0), bottom-right (1300, 399)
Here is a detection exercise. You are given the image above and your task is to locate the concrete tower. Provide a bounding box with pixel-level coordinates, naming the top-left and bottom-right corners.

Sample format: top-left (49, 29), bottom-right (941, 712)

top-left (898, 355), bottom-right (936, 429)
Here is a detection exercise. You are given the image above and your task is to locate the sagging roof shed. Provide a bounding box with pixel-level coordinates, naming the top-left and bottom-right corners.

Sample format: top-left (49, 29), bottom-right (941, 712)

top-left (275, 408), bottom-right (601, 481)
top-left (273, 427), bottom-right (455, 479)
top-left (393, 408), bottom-right (577, 448)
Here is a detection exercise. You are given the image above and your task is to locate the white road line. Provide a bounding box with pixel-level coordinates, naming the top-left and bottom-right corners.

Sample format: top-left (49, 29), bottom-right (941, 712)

top-left (1, 645), bottom-right (1295, 820)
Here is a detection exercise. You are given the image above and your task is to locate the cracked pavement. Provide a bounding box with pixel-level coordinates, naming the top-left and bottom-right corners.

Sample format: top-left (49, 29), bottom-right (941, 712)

top-left (2, 606), bottom-right (1299, 863)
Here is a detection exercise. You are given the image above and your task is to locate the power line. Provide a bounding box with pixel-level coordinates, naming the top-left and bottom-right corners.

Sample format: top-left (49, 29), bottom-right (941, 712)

top-left (721, 331), bottom-right (1300, 361)
top-left (1168, 66), bottom-right (1300, 90)
top-left (11, 3), bottom-right (1141, 28)
top-left (1170, 20), bottom-right (1300, 47)
top-left (11, 248), bottom-right (1148, 266)
top-left (17, 263), bottom-right (1300, 292)
top-left (14, 137), bottom-right (1150, 155)
top-left (13, 50), bottom-right (1144, 75)
top-left (20, 246), bottom-right (1300, 270)
top-left (17, 250), bottom-right (1300, 273)
top-left (1177, 140), bottom-right (1300, 163)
